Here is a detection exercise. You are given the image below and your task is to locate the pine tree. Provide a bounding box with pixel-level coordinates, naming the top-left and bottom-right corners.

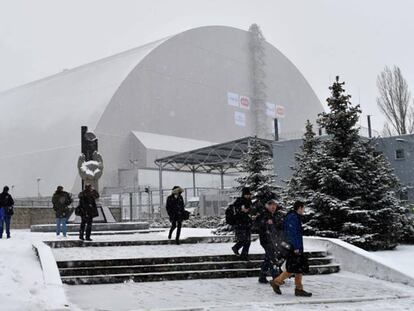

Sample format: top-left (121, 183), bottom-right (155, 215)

top-left (235, 137), bottom-right (281, 214)
top-left (285, 120), bottom-right (321, 231)
top-left (288, 77), bottom-right (407, 250)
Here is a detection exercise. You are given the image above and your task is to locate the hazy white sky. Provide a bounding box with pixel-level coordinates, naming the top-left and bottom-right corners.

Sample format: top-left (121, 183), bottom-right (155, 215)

top-left (1, 0), bottom-right (413, 132)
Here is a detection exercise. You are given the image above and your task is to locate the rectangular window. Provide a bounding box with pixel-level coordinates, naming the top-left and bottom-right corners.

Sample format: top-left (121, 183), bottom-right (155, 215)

top-left (400, 191), bottom-right (408, 201)
top-left (396, 149), bottom-right (405, 159)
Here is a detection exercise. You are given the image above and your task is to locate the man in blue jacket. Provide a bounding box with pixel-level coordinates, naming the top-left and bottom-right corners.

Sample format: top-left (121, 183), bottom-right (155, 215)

top-left (270, 201), bottom-right (312, 297)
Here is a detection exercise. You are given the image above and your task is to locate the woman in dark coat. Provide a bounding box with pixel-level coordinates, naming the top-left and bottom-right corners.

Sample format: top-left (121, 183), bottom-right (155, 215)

top-left (231, 187), bottom-right (253, 260)
top-left (270, 201), bottom-right (312, 297)
top-left (78, 184), bottom-right (99, 241)
top-left (166, 186), bottom-right (185, 244)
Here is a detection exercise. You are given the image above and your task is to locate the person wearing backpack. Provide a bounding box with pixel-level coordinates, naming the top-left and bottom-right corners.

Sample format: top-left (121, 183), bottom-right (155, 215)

top-left (52, 186), bottom-right (73, 238)
top-left (0, 186), bottom-right (14, 239)
top-left (255, 199), bottom-right (284, 283)
top-left (231, 187), bottom-right (252, 261)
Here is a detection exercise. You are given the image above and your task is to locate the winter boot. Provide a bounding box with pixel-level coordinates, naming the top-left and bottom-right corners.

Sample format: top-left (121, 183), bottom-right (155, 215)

top-left (295, 288), bottom-right (312, 297)
top-left (231, 245), bottom-right (240, 256)
top-left (270, 280), bottom-right (282, 295)
top-left (258, 276), bottom-right (268, 284)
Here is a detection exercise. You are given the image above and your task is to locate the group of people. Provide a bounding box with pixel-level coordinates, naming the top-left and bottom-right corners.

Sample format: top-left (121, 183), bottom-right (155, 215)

top-left (164, 185), bottom-right (312, 297)
top-left (4, 181), bottom-right (312, 297)
top-left (52, 184), bottom-right (99, 241)
top-left (230, 187), bottom-right (312, 297)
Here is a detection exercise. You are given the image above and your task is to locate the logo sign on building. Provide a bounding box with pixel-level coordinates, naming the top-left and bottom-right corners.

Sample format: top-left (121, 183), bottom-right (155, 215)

top-left (266, 102), bottom-right (276, 117)
top-left (227, 92), bottom-right (239, 107)
top-left (275, 105), bottom-right (286, 118)
top-left (239, 96), bottom-right (250, 110)
top-left (234, 111), bottom-right (246, 127)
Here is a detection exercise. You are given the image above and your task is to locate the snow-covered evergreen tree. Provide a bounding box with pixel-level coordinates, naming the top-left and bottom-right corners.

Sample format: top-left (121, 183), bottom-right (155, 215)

top-left (214, 137), bottom-right (281, 235)
top-left (236, 137), bottom-right (280, 213)
top-left (284, 120), bottom-right (321, 230)
top-left (289, 77), bottom-right (407, 250)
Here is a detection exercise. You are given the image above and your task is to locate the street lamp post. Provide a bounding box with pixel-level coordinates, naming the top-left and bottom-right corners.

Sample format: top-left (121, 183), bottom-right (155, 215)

top-left (129, 159), bottom-right (139, 219)
top-left (36, 178), bottom-right (41, 198)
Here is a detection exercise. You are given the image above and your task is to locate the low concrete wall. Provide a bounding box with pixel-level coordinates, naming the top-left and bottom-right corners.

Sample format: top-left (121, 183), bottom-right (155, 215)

top-left (32, 241), bottom-right (69, 310)
top-left (305, 236), bottom-right (414, 286)
top-left (13, 207), bottom-right (56, 229)
top-left (12, 206), bottom-right (122, 229)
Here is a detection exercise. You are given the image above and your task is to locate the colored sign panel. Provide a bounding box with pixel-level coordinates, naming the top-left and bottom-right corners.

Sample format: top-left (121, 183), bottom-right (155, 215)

top-left (266, 102), bottom-right (276, 117)
top-left (275, 105), bottom-right (285, 118)
top-left (234, 111), bottom-right (246, 127)
top-left (239, 96), bottom-right (250, 110)
top-left (227, 92), bottom-right (239, 107)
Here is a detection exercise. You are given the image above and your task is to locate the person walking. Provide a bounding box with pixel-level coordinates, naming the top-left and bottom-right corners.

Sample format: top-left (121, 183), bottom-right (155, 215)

top-left (270, 200), bottom-right (312, 297)
top-left (166, 186), bottom-right (185, 245)
top-left (52, 186), bottom-right (73, 238)
top-left (0, 186), bottom-right (14, 239)
top-left (231, 187), bottom-right (252, 261)
top-left (256, 199), bottom-right (284, 283)
top-left (78, 184), bottom-right (99, 241)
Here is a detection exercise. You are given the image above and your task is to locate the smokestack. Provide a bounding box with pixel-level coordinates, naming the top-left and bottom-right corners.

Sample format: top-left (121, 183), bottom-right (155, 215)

top-left (367, 115), bottom-right (372, 138)
top-left (274, 118), bottom-right (279, 141)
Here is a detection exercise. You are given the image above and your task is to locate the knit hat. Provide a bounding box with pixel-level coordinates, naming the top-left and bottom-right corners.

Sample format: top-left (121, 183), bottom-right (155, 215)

top-left (172, 186), bottom-right (184, 194)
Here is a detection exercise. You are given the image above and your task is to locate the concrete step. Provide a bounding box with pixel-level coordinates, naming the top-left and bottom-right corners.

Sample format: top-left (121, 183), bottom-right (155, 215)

top-left (56, 251), bottom-right (329, 268)
top-left (66, 229), bottom-right (165, 236)
top-left (58, 256), bottom-right (335, 277)
top-left (31, 222), bottom-right (149, 232)
top-left (61, 264), bottom-right (341, 285)
top-left (46, 235), bottom-right (258, 248)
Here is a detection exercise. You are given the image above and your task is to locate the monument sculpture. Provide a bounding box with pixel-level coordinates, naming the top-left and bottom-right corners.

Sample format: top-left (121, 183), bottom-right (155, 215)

top-left (73, 126), bottom-right (116, 223)
top-left (77, 126), bottom-right (104, 191)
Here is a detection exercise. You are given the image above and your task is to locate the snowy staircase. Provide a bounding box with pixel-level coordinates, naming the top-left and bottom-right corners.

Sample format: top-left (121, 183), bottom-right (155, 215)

top-left (57, 251), bottom-right (340, 285)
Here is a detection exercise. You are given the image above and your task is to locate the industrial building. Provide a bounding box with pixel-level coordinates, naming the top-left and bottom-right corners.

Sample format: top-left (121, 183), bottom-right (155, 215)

top-left (0, 26), bottom-right (323, 197)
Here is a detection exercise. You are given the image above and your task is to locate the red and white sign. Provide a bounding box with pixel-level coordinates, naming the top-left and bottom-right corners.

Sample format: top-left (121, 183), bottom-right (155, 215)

top-left (239, 96), bottom-right (250, 110)
top-left (275, 105), bottom-right (285, 118)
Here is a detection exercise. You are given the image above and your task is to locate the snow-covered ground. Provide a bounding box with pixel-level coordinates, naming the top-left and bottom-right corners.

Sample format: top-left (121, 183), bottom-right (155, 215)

top-left (371, 245), bottom-right (414, 279)
top-left (2, 229), bottom-right (414, 311)
top-left (66, 272), bottom-right (414, 311)
top-left (0, 230), bottom-right (72, 311)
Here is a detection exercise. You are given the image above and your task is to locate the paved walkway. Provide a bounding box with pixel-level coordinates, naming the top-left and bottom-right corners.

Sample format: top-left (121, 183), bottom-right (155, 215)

top-left (65, 272), bottom-right (414, 311)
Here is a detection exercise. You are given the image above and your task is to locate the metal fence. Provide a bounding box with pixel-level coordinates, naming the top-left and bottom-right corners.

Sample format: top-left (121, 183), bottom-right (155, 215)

top-left (14, 187), bottom-right (237, 220)
top-left (114, 187), bottom-right (229, 221)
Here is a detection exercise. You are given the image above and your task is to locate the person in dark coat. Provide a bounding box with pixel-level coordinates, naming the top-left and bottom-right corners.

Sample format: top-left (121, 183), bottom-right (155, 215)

top-left (270, 201), bottom-right (312, 297)
top-left (0, 186), bottom-right (14, 239)
top-left (78, 184), bottom-right (99, 241)
top-left (256, 199), bottom-right (284, 283)
top-left (52, 186), bottom-right (73, 238)
top-left (231, 187), bottom-right (253, 261)
top-left (166, 186), bottom-right (185, 244)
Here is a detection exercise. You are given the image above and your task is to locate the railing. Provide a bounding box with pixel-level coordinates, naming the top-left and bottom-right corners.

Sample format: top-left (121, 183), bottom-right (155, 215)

top-left (14, 187), bottom-right (235, 220)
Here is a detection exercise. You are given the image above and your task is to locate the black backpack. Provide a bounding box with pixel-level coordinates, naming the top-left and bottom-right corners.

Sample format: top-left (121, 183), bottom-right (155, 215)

top-left (225, 204), bottom-right (237, 225)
